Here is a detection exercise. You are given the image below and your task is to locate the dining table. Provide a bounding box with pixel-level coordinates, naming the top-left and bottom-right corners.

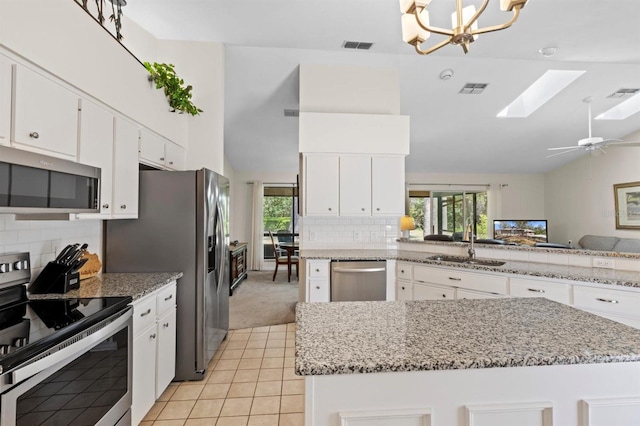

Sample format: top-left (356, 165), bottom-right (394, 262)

top-left (278, 241), bottom-right (299, 282)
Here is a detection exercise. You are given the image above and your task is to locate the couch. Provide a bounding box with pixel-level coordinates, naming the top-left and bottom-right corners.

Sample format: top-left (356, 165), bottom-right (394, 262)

top-left (578, 234), bottom-right (640, 253)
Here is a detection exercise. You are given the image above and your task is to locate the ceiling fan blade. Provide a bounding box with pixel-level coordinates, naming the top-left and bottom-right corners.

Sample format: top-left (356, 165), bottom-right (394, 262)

top-left (605, 141), bottom-right (640, 147)
top-left (547, 146), bottom-right (580, 151)
top-left (547, 148), bottom-right (580, 158)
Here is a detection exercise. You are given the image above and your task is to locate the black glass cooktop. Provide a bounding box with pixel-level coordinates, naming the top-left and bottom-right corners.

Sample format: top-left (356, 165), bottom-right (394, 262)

top-left (0, 285), bottom-right (131, 374)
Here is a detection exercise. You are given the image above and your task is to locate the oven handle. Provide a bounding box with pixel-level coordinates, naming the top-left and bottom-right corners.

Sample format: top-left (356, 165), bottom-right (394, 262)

top-left (11, 308), bottom-right (132, 384)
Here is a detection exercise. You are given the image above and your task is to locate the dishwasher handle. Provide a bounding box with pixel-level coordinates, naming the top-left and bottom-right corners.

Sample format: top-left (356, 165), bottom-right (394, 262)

top-left (332, 267), bottom-right (386, 273)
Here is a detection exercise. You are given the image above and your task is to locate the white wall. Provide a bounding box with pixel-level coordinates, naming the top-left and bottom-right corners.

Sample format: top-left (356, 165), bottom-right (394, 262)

top-left (158, 40), bottom-right (226, 174)
top-left (544, 129), bottom-right (640, 246)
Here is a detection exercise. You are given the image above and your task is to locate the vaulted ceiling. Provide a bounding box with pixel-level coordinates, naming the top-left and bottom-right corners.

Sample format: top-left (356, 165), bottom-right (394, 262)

top-left (124, 0), bottom-right (640, 174)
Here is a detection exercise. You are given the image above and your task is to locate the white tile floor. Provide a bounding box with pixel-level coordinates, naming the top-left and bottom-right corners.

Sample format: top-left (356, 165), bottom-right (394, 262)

top-left (140, 323), bottom-right (303, 426)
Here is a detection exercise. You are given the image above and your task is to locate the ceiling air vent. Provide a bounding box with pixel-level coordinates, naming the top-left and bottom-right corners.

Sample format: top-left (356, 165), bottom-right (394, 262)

top-left (342, 41), bottom-right (374, 50)
top-left (459, 83), bottom-right (488, 94)
top-left (607, 88), bottom-right (640, 98)
top-left (284, 109), bottom-right (299, 117)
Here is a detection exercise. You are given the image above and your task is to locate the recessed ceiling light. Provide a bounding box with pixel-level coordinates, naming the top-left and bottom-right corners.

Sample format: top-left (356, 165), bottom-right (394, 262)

top-left (459, 83), bottom-right (487, 94)
top-left (342, 41), bottom-right (374, 50)
top-left (497, 70), bottom-right (585, 118)
top-left (606, 88), bottom-right (640, 99)
top-left (595, 93), bottom-right (640, 120)
top-left (538, 47), bottom-right (559, 58)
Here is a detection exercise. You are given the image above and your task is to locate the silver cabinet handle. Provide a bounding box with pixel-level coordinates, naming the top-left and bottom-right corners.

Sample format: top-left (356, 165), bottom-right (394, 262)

top-left (596, 298), bottom-right (619, 304)
top-left (140, 308), bottom-right (152, 317)
top-left (163, 323), bottom-right (170, 328)
top-left (29, 131), bottom-right (39, 139)
top-left (328, 207), bottom-right (332, 211)
top-left (150, 333), bottom-right (156, 339)
top-left (448, 277), bottom-right (462, 281)
top-left (315, 286), bottom-right (320, 290)
top-left (376, 208), bottom-right (380, 211)
top-left (401, 286), bottom-right (405, 290)
top-left (160, 157), bottom-right (165, 161)
top-left (102, 203), bottom-right (110, 209)
top-left (120, 204), bottom-right (127, 209)
top-left (527, 288), bottom-right (545, 293)
top-left (400, 269), bottom-right (405, 273)
top-left (164, 294), bottom-right (173, 301)
top-left (315, 269), bottom-right (320, 272)
top-left (333, 267), bottom-right (385, 273)
top-left (361, 208), bottom-right (365, 211)
top-left (169, 161), bottom-right (174, 165)
top-left (442, 294), bottom-right (447, 298)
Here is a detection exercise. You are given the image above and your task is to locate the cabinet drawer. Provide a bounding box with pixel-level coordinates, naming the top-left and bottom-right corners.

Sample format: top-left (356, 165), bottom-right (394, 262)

top-left (396, 263), bottom-right (413, 280)
top-left (308, 260), bottom-right (329, 278)
top-left (413, 282), bottom-right (455, 300)
top-left (133, 295), bottom-right (157, 335)
top-left (396, 279), bottom-right (412, 301)
top-left (308, 277), bottom-right (330, 303)
top-left (510, 277), bottom-right (571, 304)
top-left (157, 282), bottom-right (177, 315)
top-left (456, 288), bottom-right (505, 300)
top-left (414, 266), bottom-right (508, 295)
top-left (573, 286), bottom-right (640, 318)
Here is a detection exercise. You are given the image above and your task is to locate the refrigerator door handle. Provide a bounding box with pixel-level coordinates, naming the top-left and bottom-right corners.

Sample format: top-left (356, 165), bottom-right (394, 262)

top-left (215, 203), bottom-right (225, 296)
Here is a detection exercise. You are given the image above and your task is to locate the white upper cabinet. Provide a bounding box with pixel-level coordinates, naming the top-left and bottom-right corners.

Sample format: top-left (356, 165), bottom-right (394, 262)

top-left (372, 156), bottom-right (405, 216)
top-left (339, 155), bottom-right (371, 215)
top-left (140, 128), bottom-right (186, 170)
top-left (304, 154), bottom-right (339, 216)
top-left (77, 99), bottom-right (114, 218)
top-left (113, 117), bottom-right (139, 218)
top-left (0, 54), bottom-right (11, 145)
top-left (12, 64), bottom-right (79, 159)
top-left (302, 153), bottom-right (405, 217)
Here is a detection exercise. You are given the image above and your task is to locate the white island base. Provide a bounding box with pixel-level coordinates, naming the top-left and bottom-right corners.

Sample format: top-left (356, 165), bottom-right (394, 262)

top-left (305, 362), bottom-right (640, 426)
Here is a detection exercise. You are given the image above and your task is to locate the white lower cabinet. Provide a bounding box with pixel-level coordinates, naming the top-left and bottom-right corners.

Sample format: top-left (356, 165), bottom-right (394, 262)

top-left (306, 259), bottom-right (330, 302)
top-left (509, 277), bottom-right (571, 305)
top-left (456, 288), bottom-right (505, 299)
top-left (131, 281), bottom-right (177, 425)
top-left (414, 282), bottom-right (455, 300)
top-left (573, 285), bottom-right (640, 328)
top-left (396, 280), bottom-right (412, 300)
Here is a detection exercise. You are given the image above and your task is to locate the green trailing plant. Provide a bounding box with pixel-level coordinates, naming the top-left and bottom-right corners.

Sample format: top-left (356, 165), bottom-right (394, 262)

top-left (143, 62), bottom-right (203, 116)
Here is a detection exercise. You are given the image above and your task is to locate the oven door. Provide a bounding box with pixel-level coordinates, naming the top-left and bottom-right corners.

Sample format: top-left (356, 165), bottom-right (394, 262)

top-left (0, 308), bottom-right (132, 426)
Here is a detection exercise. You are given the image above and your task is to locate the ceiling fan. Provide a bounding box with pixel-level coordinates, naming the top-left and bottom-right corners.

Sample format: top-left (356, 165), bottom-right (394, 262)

top-left (547, 99), bottom-right (640, 158)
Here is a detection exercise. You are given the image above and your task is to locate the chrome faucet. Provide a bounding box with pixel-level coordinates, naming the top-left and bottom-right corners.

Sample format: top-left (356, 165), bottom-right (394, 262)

top-left (466, 223), bottom-right (476, 261)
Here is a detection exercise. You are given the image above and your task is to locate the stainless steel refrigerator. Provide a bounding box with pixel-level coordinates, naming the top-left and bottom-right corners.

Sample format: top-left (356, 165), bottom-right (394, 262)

top-left (105, 169), bottom-right (229, 381)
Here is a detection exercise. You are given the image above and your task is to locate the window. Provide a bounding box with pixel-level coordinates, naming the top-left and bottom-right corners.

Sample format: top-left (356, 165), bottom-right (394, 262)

top-left (263, 185), bottom-right (299, 259)
top-left (409, 190), bottom-right (488, 240)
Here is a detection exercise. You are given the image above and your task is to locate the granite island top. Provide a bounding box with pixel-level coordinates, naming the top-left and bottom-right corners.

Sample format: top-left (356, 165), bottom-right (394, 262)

top-left (28, 272), bottom-right (183, 301)
top-left (300, 249), bottom-right (640, 288)
top-left (295, 298), bottom-right (640, 376)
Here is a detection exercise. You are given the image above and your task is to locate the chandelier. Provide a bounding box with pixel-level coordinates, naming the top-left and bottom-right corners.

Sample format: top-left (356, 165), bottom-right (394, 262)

top-left (400, 0), bottom-right (528, 55)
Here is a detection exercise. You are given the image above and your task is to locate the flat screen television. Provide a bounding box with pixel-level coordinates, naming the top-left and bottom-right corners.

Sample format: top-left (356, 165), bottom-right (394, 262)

top-left (493, 220), bottom-right (548, 246)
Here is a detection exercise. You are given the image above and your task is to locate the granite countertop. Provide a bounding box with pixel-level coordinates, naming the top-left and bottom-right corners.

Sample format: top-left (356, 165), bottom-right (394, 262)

top-left (28, 272), bottom-right (183, 301)
top-left (295, 298), bottom-right (640, 376)
top-left (301, 249), bottom-right (640, 288)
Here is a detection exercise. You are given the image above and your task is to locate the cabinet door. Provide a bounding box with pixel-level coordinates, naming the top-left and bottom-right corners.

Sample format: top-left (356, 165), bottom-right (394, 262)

top-left (308, 277), bottom-right (330, 302)
top-left (12, 64), bottom-right (79, 159)
top-left (413, 282), bottom-right (455, 300)
top-left (0, 55), bottom-right (10, 145)
top-left (77, 99), bottom-right (114, 217)
top-left (113, 118), bottom-right (139, 218)
top-left (156, 308), bottom-right (177, 399)
top-left (132, 323), bottom-right (158, 426)
top-left (509, 277), bottom-right (571, 304)
top-left (396, 280), bottom-right (412, 301)
top-left (339, 155), bottom-right (371, 215)
top-left (139, 128), bottom-right (166, 167)
top-left (304, 154), bottom-right (339, 216)
top-left (165, 142), bottom-right (186, 170)
top-left (371, 156), bottom-right (405, 216)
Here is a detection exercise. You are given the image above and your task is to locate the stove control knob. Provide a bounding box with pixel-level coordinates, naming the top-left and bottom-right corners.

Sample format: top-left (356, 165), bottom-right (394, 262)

top-left (0, 263), bottom-right (12, 273)
top-left (12, 337), bottom-right (28, 348)
top-left (13, 260), bottom-right (27, 270)
top-left (0, 345), bottom-right (10, 355)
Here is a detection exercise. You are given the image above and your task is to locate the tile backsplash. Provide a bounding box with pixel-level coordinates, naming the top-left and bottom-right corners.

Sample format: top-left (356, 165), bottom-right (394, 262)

top-left (0, 215), bottom-right (102, 280)
top-left (300, 216), bottom-right (400, 249)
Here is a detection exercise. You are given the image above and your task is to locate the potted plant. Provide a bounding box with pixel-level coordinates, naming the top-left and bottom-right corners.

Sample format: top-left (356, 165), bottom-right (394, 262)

top-left (143, 62), bottom-right (203, 116)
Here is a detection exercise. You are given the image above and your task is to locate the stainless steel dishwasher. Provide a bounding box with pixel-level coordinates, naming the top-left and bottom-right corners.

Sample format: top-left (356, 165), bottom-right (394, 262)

top-left (330, 260), bottom-right (387, 301)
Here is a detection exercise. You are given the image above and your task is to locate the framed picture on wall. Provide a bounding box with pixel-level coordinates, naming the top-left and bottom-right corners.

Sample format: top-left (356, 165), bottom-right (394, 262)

top-left (614, 181), bottom-right (640, 229)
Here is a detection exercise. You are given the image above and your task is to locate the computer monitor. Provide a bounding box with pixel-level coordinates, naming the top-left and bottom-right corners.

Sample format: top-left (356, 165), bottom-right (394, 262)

top-left (493, 220), bottom-right (548, 246)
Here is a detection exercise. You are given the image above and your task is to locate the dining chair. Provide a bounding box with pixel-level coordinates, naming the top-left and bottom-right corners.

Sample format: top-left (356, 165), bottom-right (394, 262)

top-left (269, 231), bottom-right (298, 281)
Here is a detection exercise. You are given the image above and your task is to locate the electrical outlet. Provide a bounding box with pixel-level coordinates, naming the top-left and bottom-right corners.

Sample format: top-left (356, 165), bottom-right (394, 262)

top-left (593, 258), bottom-right (614, 269)
top-left (353, 231), bottom-right (361, 241)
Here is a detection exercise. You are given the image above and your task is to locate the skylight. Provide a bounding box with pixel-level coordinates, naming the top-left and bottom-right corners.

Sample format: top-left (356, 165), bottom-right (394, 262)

top-left (497, 70), bottom-right (586, 118)
top-left (595, 93), bottom-right (640, 120)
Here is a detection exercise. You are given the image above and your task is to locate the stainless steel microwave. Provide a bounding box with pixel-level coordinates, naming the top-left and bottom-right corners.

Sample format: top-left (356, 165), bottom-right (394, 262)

top-left (0, 146), bottom-right (100, 214)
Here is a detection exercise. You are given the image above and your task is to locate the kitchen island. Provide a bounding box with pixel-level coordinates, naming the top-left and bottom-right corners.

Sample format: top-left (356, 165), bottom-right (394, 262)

top-left (296, 298), bottom-right (640, 425)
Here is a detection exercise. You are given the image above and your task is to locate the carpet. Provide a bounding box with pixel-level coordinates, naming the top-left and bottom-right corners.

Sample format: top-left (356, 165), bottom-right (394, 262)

top-left (229, 270), bottom-right (299, 330)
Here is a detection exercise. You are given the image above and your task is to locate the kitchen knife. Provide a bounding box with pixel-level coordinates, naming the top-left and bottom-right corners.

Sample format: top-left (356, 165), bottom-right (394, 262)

top-left (60, 243), bottom-right (80, 265)
top-left (55, 244), bottom-right (74, 263)
top-left (70, 257), bottom-right (88, 273)
top-left (66, 243), bottom-right (88, 266)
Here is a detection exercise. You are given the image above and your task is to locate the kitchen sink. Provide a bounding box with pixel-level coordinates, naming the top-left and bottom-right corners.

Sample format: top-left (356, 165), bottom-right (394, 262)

top-left (427, 255), bottom-right (505, 267)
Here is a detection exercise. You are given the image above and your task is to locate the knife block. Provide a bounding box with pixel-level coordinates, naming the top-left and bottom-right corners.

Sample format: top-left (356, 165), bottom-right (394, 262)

top-left (28, 262), bottom-right (80, 294)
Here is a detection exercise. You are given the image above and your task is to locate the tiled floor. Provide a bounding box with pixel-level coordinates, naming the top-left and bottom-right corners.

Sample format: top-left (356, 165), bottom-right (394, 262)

top-left (140, 323), bottom-right (303, 426)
